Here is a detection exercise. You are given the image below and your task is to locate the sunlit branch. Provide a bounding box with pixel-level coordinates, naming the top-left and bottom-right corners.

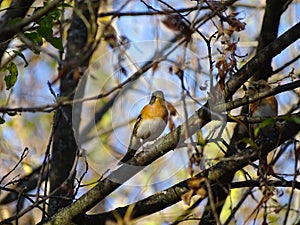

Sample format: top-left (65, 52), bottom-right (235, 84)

top-left (272, 54), bottom-right (300, 75)
top-left (229, 112), bottom-right (300, 124)
top-left (224, 21), bottom-right (300, 101)
top-left (74, 120), bottom-right (300, 224)
top-left (98, 5), bottom-right (210, 18)
top-left (217, 79), bottom-right (300, 112)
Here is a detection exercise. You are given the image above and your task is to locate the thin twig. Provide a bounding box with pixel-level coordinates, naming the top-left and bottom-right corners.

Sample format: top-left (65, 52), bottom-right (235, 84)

top-left (0, 148), bottom-right (29, 185)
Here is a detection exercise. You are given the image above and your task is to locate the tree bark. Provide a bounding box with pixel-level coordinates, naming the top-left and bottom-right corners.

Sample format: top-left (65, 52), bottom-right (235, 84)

top-left (48, 0), bottom-right (101, 216)
top-left (201, 1), bottom-right (294, 224)
top-left (252, 0), bottom-right (292, 81)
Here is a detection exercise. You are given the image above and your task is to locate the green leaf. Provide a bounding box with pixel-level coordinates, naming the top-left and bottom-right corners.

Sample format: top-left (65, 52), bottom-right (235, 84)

top-left (259, 118), bottom-right (276, 128)
top-left (240, 137), bottom-right (258, 149)
top-left (24, 31), bottom-right (43, 46)
top-left (12, 50), bottom-right (28, 67)
top-left (253, 127), bottom-right (260, 137)
top-left (49, 37), bottom-right (64, 51)
top-left (254, 118), bottom-right (276, 137)
top-left (3, 62), bottom-right (18, 90)
top-left (0, 117), bottom-right (5, 124)
top-left (38, 15), bottom-right (53, 32)
top-left (24, 31), bottom-right (43, 54)
top-left (291, 116), bottom-right (300, 124)
top-left (37, 15), bottom-right (64, 52)
top-left (58, 2), bottom-right (73, 9)
top-left (48, 8), bottom-right (60, 20)
top-left (197, 130), bottom-right (206, 147)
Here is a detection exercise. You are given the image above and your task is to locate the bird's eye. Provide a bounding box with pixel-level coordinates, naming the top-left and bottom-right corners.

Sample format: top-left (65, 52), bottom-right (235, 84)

top-left (150, 96), bottom-right (156, 104)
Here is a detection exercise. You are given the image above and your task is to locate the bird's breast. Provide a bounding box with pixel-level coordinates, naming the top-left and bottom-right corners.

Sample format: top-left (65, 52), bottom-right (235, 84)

top-left (250, 97), bottom-right (278, 118)
top-left (135, 118), bottom-right (167, 141)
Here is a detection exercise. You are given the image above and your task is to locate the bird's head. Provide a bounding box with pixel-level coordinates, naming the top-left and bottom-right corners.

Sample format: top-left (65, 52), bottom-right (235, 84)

top-left (150, 90), bottom-right (165, 104)
top-left (247, 80), bottom-right (272, 96)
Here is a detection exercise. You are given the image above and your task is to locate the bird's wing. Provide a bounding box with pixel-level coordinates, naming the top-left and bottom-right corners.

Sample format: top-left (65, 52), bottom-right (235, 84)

top-left (117, 135), bottom-right (142, 165)
top-left (132, 114), bottom-right (142, 136)
top-left (117, 114), bottom-right (143, 165)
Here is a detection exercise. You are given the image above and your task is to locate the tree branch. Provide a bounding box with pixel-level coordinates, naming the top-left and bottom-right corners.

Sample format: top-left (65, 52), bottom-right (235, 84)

top-left (0, 0), bottom-right (35, 61)
top-left (74, 118), bottom-right (300, 225)
top-left (41, 15), bottom-right (300, 225)
top-left (48, 0), bottom-right (101, 217)
top-left (224, 21), bottom-right (300, 101)
top-left (252, 0), bottom-right (293, 80)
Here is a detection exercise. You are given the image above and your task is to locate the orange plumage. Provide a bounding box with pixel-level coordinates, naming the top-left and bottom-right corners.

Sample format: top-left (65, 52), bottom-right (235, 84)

top-left (118, 91), bottom-right (169, 165)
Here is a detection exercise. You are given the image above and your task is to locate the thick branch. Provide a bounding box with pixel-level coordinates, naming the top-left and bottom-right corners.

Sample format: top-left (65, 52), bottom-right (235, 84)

top-left (207, 1), bottom-right (295, 222)
top-left (42, 17), bottom-right (300, 225)
top-left (42, 103), bottom-right (211, 225)
top-left (252, 0), bottom-right (292, 80)
top-left (224, 21), bottom-right (300, 101)
top-left (48, 0), bottom-right (100, 216)
top-left (74, 118), bottom-right (300, 224)
top-left (220, 80), bottom-right (300, 112)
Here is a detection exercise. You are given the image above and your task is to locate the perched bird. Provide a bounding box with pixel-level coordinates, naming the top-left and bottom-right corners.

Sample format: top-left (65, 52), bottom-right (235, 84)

top-left (248, 80), bottom-right (278, 136)
top-left (247, 80), bottom-right (278, 177)
top-left (118, 91), bottom-right (169, 165)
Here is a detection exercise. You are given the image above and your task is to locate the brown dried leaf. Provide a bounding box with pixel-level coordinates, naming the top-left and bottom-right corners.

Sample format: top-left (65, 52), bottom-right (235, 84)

top-left (186, 177), bottom-right (207, 199)
top-left (187, 177), bottom-right (205, 190)
top-left (189, 152), bottom-right (201, 167)
top-left (152, 61), bottom-right (159, 75)
top-left (215, 57), bottom-right (225, 69)
top-left (225, 41), bottom-right (237, 52)
top-left (195, 186), bottom-right (207, 198)
top-left (162, 14), bottom-right (193, 40)
top-left (216, 24), bottom-right (225, 40)
top-left (224, 28), bottom-right (234, 36)
top-left (172, 65), bottom-right (180, 74)
top-left (103, 23), bottom-right (119, 48)
top-left (181, 190), bottom-right (194, 205)
top-left (225, 13), bottom-right (246, 32)
top-left (166, 101), bottom-right (177, 116)
top-left (162, 14), bottom-right (190, 33)
top-left (168, 116), bottom-right (175, 131)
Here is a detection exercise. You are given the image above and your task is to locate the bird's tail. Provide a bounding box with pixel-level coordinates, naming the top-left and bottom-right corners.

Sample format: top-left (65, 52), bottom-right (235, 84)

top-left (117, 135), bottom-right (142, 165)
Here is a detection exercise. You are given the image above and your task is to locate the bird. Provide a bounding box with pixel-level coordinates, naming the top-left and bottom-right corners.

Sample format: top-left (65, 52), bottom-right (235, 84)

top-left (118, 90), bottom-right (169, 165)
top-left (247, 80), bottom-right (278, 177)
top-left (248, 80), bottom-right (278, 137)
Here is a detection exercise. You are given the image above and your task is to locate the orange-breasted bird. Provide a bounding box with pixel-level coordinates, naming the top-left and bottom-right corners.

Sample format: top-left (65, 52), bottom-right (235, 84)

top-left (247, 80), bottom-right (278, 176)
top-left (118, 91), bottom-right (169, 165)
